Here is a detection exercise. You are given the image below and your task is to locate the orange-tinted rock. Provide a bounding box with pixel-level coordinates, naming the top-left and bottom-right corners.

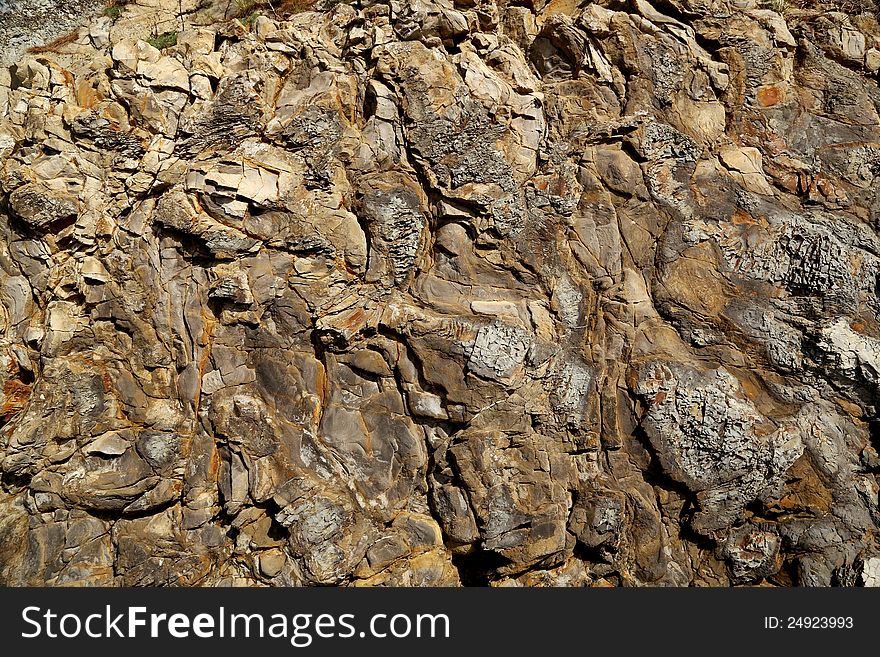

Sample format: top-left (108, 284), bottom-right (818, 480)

top-left (757, 85), bottom-right (784, 107)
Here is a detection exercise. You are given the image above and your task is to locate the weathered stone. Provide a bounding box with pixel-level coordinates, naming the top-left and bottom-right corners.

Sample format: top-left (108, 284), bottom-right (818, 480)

top-left (8, 183), bottom-right (78, 232)
top-left (84, 433), bottom-right (131, 457)
top-left (137, 57), bottom-right (190, 93)
top-left (1, 0), bottom-right (879, 590)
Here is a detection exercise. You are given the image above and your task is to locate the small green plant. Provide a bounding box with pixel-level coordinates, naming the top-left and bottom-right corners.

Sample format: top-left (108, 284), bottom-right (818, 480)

top-left (243, 10), bottom-right (262, 28)
top-left (103, 0), bottom-right (130, 18)
top-left (762, 0), bottom-right (786, 13)
top-left (148, 31), bottom-right (178, 50)
top-left (231, 0), bottom-right (258, 18)
top-left (228, 0), bottom-right (317, 20)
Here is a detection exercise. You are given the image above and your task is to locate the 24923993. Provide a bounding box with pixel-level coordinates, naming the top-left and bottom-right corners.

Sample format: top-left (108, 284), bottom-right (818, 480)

top-left (764, 617), bottom-right (854, 629)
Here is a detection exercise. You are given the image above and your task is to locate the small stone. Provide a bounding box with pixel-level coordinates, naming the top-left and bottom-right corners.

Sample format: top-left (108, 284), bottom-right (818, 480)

top-left (866, 48), bottom-right (880, 73)
top-left (0, 125), bottom-right (19, 158)
top-left (347, 350), bottom-right (392, 376)
top-left (470, 300), bottom-right (522, 320)
top-left (8, 183), bottom-right (78, 231)
top-left (862, 557), bottom-right (880, 586)
top-left (84, 433), bottom-right (130, 457)
top-left (89, 16), bottom-right (111, 50)
top-left (137, 58), bottom-right (190, 92)
top-left (719, 146), bottom-right (775, 195)
top-left (176, 28), bottom-right (216, 57)
top-left (841, 29), bottom-right (866, 61)
top-left (81, 256), bottom-right (109, 283)
top-left (112, 39), bottom-right (160, 72)
top-left (259, 549), bottom-right (286, 578)
top-left (407, 390), bottom-right (447, 420)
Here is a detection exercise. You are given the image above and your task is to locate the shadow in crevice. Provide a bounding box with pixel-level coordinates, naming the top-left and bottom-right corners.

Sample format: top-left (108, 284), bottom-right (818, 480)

top-left (451, 549), bottom-right (512, 587)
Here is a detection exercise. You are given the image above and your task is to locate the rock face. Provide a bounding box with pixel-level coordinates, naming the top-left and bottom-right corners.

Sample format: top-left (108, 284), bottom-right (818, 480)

top-left (2, 0), bottom-right (880, 587)
top-left (0, 0), bottom-right (105, 66)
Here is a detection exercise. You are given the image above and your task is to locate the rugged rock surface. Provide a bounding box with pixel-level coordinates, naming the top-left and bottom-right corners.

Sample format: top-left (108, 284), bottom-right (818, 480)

top-left (2, 0), bottom-right (880, 586)
top-left (0, 0), bottom-right (105, 66)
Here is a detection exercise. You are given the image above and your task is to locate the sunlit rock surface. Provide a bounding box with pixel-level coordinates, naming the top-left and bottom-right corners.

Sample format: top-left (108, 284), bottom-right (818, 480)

top-left (2, 0), bottom-right (880, 586)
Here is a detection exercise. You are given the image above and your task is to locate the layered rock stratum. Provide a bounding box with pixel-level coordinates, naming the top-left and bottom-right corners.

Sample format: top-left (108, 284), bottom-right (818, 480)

top-left (2, 0), bottom-right (880, 586)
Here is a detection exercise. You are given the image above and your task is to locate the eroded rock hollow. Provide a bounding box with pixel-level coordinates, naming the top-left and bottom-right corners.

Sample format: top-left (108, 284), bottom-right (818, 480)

top-left (1, 0), bottom-right (880, 586)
